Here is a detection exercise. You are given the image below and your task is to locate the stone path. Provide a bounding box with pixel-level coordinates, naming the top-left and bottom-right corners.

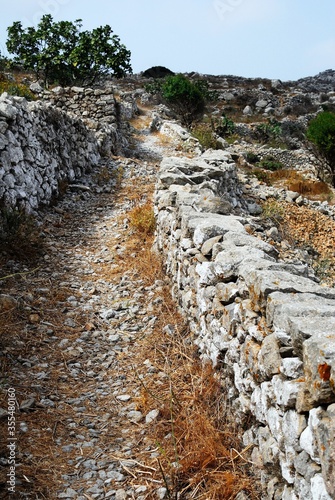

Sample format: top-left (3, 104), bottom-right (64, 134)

top-left (0, 120), bottom-right (180, 499)
top-left (2, 104), bottom-right (335, 500)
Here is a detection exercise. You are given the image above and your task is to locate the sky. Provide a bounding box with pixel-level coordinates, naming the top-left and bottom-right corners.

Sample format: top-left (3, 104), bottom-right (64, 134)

top-left (0, 0), bottom-right (334, 81)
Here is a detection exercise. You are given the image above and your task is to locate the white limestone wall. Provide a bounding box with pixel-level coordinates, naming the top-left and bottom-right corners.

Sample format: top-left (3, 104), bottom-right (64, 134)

top-left (154, 151), bottom-right (335, 500)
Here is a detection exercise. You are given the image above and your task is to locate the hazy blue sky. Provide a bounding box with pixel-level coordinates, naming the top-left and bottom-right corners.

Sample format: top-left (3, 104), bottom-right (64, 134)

top-left (0, 0), bottom-right (334, 81)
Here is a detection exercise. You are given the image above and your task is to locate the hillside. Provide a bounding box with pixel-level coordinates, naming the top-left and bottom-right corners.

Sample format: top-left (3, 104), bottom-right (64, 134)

top-left (0, 69), bottom-right (335, 500)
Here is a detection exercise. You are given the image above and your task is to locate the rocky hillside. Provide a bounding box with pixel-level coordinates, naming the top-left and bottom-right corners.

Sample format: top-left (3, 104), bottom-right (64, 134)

top-left (1, 67), bottom-right (335, 499)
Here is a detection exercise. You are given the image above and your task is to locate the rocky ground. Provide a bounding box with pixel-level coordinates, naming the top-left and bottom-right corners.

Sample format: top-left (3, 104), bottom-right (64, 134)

top-left (1, 76), bottom-right (335, 499)
top-left (0, 113), bottom-right (260, 499)
top-left (0, 120), bottom-right (172, 499)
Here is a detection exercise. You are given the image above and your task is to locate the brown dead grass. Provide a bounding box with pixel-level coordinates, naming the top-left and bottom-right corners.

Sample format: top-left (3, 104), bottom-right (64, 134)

top-left (256, 169), bottom-right (334, 202)
top-left (0, 161), bottom-right (260, 499)
top-left (269, 170), bottom-right (333, 201)
top-left (152, 130), bottom-right (176, 148)
top-left (261, 198), bottom-right (335, 286)
top-left (129, 113), bottom-right (153, 130)
top-left (128, 202), bottom-right (156, 235)
top-left (120, 211), bottom-right (260, 498)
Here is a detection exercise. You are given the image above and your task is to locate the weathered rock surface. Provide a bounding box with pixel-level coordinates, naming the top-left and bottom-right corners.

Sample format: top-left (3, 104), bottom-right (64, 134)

top-left (0, 93), bottom-right (100, 212)
top-left (154, 152), bottom-right (335, 499)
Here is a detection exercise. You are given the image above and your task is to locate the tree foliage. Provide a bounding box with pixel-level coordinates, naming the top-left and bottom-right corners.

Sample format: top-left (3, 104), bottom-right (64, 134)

top-left (145, 74), bottom-right (218, 127)
top-left (307, 111), bottom-right (335, 185)
top-left (6, 15), bottom-right (132, 86)
top-left (161, 74), bottom-right (206, 127)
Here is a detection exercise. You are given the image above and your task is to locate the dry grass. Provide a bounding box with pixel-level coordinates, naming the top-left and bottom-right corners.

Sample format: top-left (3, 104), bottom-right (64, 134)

top-left (0, 161), bottom-right (260, 499)
top-left (129, 113), bottom-right (153, 130)
top-left (128, 202), bottom-right (156, 235)
top-left (152, 130), bottom-right (177, 148)
top-left (270, 170), bottom-right (333, 200)
top-left (127, 255), bottom-right (260, 499)
top-left (260, 198), bottom-right (335, 286)
top-left (252, 168), bottom-right (334, 202)
top-left (115, 208), bottom-right (260, 498)
top-left (0, 282), bottom-right (93, 498)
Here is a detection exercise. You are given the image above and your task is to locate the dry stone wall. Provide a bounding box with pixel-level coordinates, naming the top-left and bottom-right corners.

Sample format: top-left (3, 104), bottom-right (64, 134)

top-left (0, 83), bottom-right (137, 213)
top-left (154, 150), bottom-right (335, 500)
top-left (40, 84), bottom-right (136, 156)
top-left (0, 92), bottom-right (100, 212)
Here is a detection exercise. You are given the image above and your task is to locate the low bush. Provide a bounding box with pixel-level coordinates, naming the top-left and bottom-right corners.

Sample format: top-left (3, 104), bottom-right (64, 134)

top-left (191, 123), bottom-right (223, 150)
top-left (258, 156), bottom-right (285, 171)
top-left (0, 205), bottom-right (42, 259)
top-left (252, 169), bottom-right (271, 183)
top-left (256, 119), bottom-right (282, 144)
top-left (0, 73), bottom-right (35, 100)
top-left (244, 152), bottom-right (260, 164)
top-left (161, 74), bottom-right (205, 127)
top-left (214, 114), bottom-right (235, 137)
top-left (145, 74), bottom-right (219, 128)
top-left (128, 202), bottom-right (156, 235)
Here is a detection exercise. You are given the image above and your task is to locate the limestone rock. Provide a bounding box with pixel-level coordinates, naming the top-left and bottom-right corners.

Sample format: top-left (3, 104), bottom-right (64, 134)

top-left (314, 404), bottom-right (335, 498)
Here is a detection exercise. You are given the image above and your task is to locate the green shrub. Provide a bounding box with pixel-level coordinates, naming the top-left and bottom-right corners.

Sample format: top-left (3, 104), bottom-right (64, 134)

top-left (0, 74), bottom-right (35, 100)
top-left (252, 169), bottom-right (271, 183)
top-left (145, 75), bottom-right (218, 128)
top-left (214, 114), bottom-right (235, 137)
top-left (258, 156), bottom-right (284, 171)
top-left (161, 74), bottom-right (205, 127)
top-left (256, 119), bottom-right (282, 144)
top-left (192, 123), bottom-right (223, 150)
top-left (307, 111), bottom-right (335, 186)
top-left (193, 79), bottom-right (219, 102)
top-left (244, 152), bottom-right (260, 164)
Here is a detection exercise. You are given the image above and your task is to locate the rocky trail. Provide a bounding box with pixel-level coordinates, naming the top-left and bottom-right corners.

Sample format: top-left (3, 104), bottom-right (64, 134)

top-left (0, 118), bottom-right (177, 499)
top-left (2, 94), bottom-right (335, 499)
top-left (0, 113), bottom-right (259, 500)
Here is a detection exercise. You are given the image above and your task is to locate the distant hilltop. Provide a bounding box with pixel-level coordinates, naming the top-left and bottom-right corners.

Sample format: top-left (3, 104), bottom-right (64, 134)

top-left (138, 66), bottom-right (335, 93)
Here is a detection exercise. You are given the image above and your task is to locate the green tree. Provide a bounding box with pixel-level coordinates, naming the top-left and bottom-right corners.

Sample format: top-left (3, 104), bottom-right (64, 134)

top-left (161, 74), bottom-right (205, 127)
top-left (307, 111), bottom-right (335, 186)
top-left (6, 15), bottom-right (132, 86)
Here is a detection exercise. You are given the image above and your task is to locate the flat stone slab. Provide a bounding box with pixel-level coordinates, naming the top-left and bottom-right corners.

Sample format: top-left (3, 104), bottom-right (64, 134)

top-left (191, 216), bottom-right (246, 246)
top-left (245, 270), bottom-right (335, 309)
top-left (267, 292), bottom-right (335, 331)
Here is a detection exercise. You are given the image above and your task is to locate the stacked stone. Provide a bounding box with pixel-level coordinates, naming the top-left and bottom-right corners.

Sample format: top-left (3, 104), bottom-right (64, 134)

top-left (43, 85), bottom-right (118, 124)
top-left (0, 93), bottom-right (100, 212)
top-left (41, 85), bottom-right (137, 156)
top-left (154, 151), bottom-right (335, 499)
